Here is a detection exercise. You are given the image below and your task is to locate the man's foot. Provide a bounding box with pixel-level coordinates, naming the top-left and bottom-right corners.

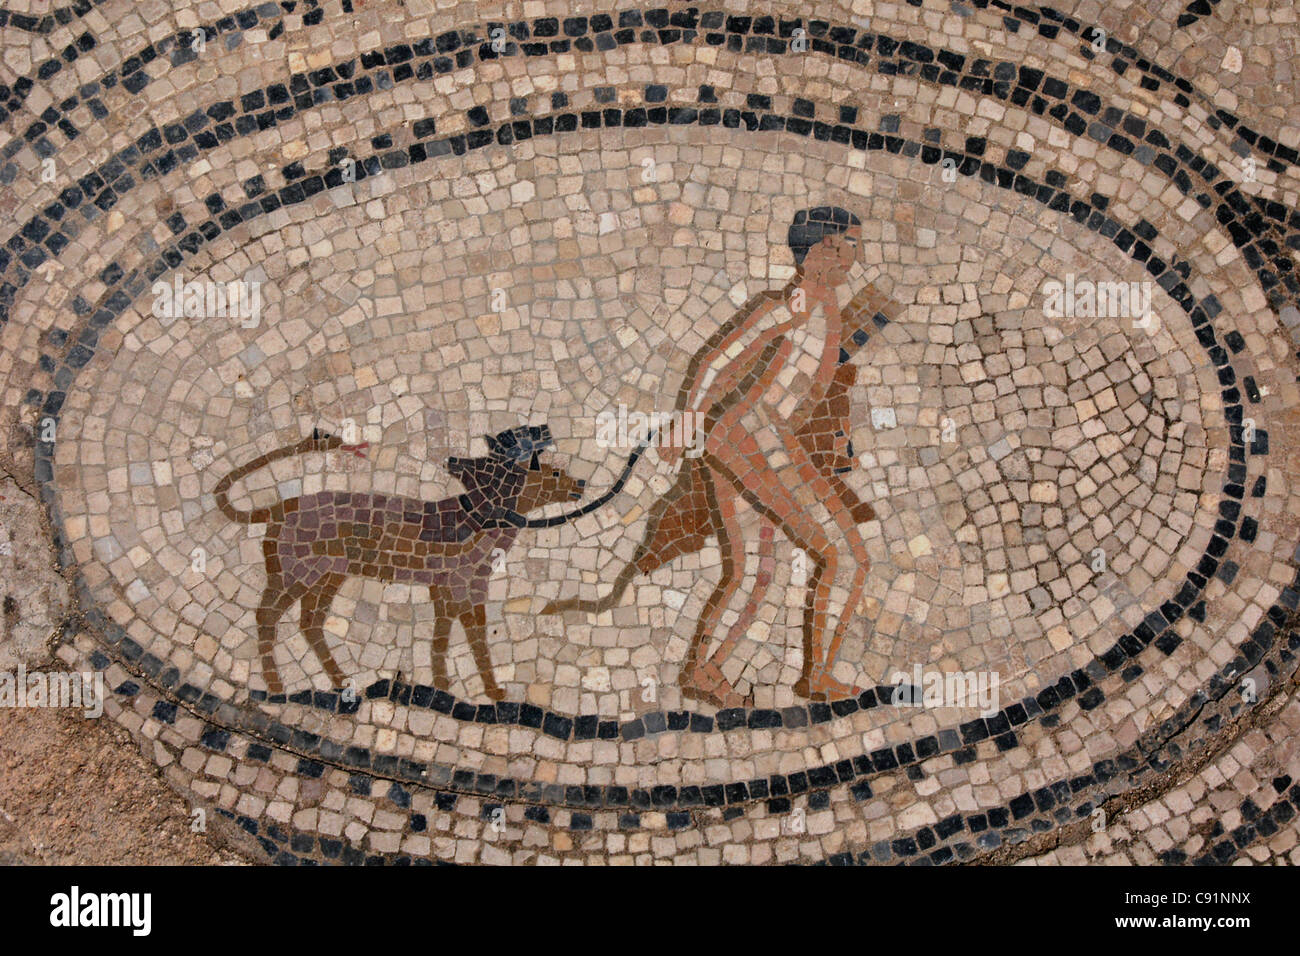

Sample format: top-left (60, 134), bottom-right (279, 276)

top-left (680, 661), bottom-right (750, 709)
top-left (793, 667), bottom-right (863, 702)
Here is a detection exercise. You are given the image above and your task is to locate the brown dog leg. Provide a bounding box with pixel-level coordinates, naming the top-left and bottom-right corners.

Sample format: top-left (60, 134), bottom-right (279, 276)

top-left (299, 574), bottom-right (348, 689)
top-left (430, 604), bottom-right (453, 692)
top-left (458, 604), bottom-right (505, 701)
top-left (255, 584), bottom-right (295, 696)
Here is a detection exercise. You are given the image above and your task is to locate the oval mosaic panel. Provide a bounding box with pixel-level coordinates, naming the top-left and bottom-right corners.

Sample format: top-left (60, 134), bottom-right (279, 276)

top-left (4, 0), bottom-right (1300, 865)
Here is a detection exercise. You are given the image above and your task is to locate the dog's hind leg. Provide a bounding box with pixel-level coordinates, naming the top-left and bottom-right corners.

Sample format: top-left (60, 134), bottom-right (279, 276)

top-left (458, 604), bottom-right (505, 702)
top-left (255, 583), bottom-right (296, 696)
top-left (300, 573), bottom-right (348, 689)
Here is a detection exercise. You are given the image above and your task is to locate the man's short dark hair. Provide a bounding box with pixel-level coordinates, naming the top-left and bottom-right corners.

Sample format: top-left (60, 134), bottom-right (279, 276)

top-left (787, 206), bottom-right (861, 265)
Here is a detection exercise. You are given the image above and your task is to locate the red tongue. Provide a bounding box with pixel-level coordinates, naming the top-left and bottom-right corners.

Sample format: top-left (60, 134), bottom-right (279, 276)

top-left (341, 441), bottom-right (369, 458)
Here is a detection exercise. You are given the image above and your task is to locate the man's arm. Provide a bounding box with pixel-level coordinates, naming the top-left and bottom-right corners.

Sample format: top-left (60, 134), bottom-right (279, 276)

top-left (673, 288), bottom-right (795, 417)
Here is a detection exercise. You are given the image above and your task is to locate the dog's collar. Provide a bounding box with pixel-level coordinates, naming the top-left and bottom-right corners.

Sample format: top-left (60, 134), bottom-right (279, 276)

top-left (457, 494), bottom-right (525, 529)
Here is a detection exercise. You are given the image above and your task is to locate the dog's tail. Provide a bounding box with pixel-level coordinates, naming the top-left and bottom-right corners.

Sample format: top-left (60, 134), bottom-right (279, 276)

top-left (213, 428), bottom-right (351, 524)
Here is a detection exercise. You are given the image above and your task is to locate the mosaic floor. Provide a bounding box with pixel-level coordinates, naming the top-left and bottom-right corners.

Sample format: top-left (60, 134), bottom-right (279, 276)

top-left (2, 0), bottom-right (1300, 866)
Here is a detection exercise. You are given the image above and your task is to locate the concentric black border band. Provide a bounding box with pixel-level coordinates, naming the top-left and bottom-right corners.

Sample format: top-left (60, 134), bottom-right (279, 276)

top-left (3, 3), bottom-right (1296, 858)
top-left (36, 103), bottom-right (1274, 810)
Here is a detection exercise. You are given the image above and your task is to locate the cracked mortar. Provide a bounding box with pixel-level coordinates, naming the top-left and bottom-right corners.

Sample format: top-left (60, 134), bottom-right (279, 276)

top-left (0, 467), bottom-right (252, 864)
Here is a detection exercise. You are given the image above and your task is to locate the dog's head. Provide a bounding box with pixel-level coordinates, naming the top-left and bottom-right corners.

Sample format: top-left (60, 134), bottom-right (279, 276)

top-left (447, 425), bottom-right (585, 513)
top-left (485, 424), bottom-right (553, 463)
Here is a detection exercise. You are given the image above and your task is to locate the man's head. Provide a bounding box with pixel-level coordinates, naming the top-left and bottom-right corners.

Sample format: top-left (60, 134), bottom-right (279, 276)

top-left (788, 206), bottom-right (861, 284)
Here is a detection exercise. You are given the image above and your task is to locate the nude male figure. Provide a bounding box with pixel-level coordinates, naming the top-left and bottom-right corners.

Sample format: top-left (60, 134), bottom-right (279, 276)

top-left (547, 207), bottom-right (896, 706)
top-left (661, 207), bottom-right (875, 704)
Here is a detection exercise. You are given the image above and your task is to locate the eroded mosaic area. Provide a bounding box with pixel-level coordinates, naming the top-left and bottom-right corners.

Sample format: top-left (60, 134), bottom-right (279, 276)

top-left (2, 0), bottom-right (1300, 865)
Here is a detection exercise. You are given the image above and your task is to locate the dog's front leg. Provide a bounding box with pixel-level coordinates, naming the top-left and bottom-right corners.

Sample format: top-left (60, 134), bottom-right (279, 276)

top-left (431, 613), bottom-right (453, 692)
top-left (459, 604), bottom-right (505, 702)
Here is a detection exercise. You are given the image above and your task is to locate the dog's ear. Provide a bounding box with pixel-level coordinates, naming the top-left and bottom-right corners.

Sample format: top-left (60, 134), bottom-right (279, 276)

top-left (529, 451), bottom-right (541, 470)
top-left (446, 456), bottom-right (467, 477)
top-left (486, 429), bottom-right (519, 459)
